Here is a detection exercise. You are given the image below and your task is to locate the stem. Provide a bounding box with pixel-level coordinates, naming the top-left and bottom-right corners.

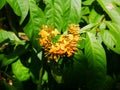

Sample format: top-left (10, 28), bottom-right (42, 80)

top-left (0, 70), bottom-right (13, 80)
top-left (80, 15), bottom-right (105, 33)
top-left (37, 66), bottom-right (43, 90)
top-left (4, 66), bottom-right (8, 73)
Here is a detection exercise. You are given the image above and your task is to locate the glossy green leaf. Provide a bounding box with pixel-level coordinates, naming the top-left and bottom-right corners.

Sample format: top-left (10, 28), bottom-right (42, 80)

top-left (44, 0), bottom-right (69, 31)
top-left (44, 0), bottom-right (62, 31)
top-left (16, 0), bottom-right (29, 24)
top-left (105, 21), bottom-right (120, 40)
top-left (0, 29), bottom-right (20, 43)
top-left (97, 0), bottom-right (120, 24)
top-left (101, 30), bottom-right (120, 54)
top-left (80, 23), bottom-right (96, 31)
top-left (89, 9), bottom-right (101, 23)
top-left (6, 0), bottom-right (29, 24)
top-left (69, 0), bottom-right (81, 24)
top-left (112, 0), bottom-right (120, 6)
top-left (44, 0), bottom-right (81, 32)
top-left (23, 0), bottom-right (44, 39)
top-left (12, 59), bottom-right (30, 81)
top-left (82, 0), bottom-right (94, 5)
top-left (37, 51), bottom-right (42, 60)
top-left (0, 0), bottom-right (6, 9)
top-left (85, 32), bottom-right (106, 89)
top-left (42, 71), bottom-right (48, 83)
top-left (81, 7), bottom-right (90, 16)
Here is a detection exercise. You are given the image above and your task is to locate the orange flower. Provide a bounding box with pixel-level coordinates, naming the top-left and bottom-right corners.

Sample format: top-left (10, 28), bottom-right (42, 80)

top-left (38, 30), bottom-right (49, 38)
top-left (51, 29), bottom-right (60, 36)
top-left (68, 24), bottom-right (80, 35)
top-left (38, 24), bottom-right (81, 62)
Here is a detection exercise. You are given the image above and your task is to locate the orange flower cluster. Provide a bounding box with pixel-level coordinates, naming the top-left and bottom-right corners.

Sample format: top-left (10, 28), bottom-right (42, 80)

top-left (38, 24), bottom-right (80, 62)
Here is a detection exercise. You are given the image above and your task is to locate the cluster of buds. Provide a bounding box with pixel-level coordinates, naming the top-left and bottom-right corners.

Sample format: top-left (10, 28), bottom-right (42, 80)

top-left (38, 24), bottom-right (81, 62)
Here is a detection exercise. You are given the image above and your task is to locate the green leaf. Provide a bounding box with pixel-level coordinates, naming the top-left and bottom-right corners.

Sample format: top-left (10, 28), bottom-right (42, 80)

top-left (0, 54), bottom-right (18, 67)
top-left (82, 0), bottom-right (94, 5)
top-left (105, 21), bottom-right (120, 40)
top-left (63, 50), bottom-right (87, 86)
top-left (80, 23), bottom-right (96, 31)
top-left (101, 21), bottom-right (120, 54)
top-left (44, 0), bottom-right (81, 32)
top-left (101, 30), bottom-right (120, 54)
top-left (104, 75), bottom-right (116, 90)
top-left (42, 71), bottom-right (48, 83)
top-left (0, 44), bottom-right (28, 67)
top-left (0, 30), bottom-right (20, 43)
top-left (81, 7), bottom-right (90, 16)
top-left (44, 0), bottom-right (68, 31)
top-left (12, 59), bottom-right (30, 81)
top-left (97, 0), bottom-right (120, 24)
top-left (6, 0), bottom-right (29, 24)
top-left (16, 0), bottom-right (29, 24)
top-left (37, 51), bottom-right (42, 60)
top-left (51, 70), bottom-right (62, 84)
top-left (69, 0), bottom-right (81, 24)
top-left (112, 0), bottom-right (120, 6)
top-left (23, 0), bottom-right (44, 40)
top-left (0, 0), bottom-right (6, 9)
top-left (85, 32), bottom-right (106, 90)
top-left (89, 9), bottom-right (102, 23)
top-left (29, 50), bottom-right (41, 82)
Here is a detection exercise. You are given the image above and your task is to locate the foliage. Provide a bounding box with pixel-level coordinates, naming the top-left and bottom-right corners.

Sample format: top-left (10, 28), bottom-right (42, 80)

top-left (0, 0), bottom-right (120, 90)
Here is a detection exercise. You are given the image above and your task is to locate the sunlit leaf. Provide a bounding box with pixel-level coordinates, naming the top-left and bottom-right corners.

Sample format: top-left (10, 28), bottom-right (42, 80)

top-left (103, 21), bottom-right (120, 54)
top-left (85, 32), bottom-right (106, 89)
top-left (80, 23), bottom-right (96, 31)
top-left (12, 59), bottom-right (31, 81)
top-left (44, 0), bottom-right (81, 32)
top-left (23, 0), bottom-right (44, 40)
top-left (44, 0), bottom-right (69, 31)
top-left (82, 0), bottom-right (94, 5)
top-left (105, 21), bottom-right (120, 41)
top-left (0, 0), bottom-right (6, 9)
top-left (16, 0), bottom-right (29, 24)
top-left (6, 0), bottom-right (29, 24)
top-left (69, 0), bottom-right (81, 24)
top-left (42, 71), bottom-right (48, 83)
top-left (112, 0), bottom-right (120, 6)
top-left (81, 7), bottom-right (90, 16)
top-left (0, 30), bottom-right (20, 43)
top-left (97, 0), bottom-right (120, 24)
top-left (89, 9), bottom-right (101, 23)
